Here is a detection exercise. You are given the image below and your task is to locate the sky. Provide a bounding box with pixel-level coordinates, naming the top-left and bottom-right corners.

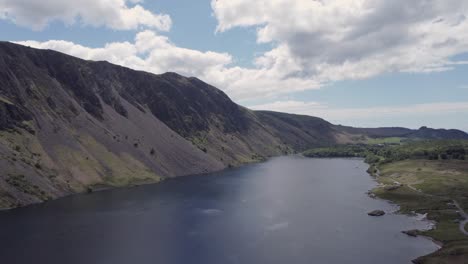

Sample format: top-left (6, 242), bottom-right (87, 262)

top-left (1, 0), bottom-right (467, 131)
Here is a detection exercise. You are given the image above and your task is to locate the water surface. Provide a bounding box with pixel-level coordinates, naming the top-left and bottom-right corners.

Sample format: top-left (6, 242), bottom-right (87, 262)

top-left (0, 157), bottom-right (438, 264)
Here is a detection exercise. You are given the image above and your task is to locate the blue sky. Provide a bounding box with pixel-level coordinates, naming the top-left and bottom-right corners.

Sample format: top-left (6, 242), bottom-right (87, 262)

top-left (1, 0), bottom-right (267, 66)
top-left (1, 0), bottom-right (467, 131)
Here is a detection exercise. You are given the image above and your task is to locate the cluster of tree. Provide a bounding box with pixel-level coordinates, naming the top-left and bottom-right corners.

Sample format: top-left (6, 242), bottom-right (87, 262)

top-left (303, 144), bottom-right (391, 164)
top-left (303, 140), bottom-right (468, 165)
top-left (303, 145), bottom-right (372, 158)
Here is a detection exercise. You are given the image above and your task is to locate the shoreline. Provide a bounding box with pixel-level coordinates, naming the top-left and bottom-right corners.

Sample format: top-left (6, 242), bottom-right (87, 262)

top-left (0, 154), bottom-right (274, 211)
top-left (366, 161), bottom-right (466, 264)
top-left (364, 163), bottom-right (444, 262)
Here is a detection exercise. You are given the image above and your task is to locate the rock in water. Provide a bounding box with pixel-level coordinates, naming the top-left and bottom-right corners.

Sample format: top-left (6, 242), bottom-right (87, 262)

top-left (368, 210), bottom-right (385, 216)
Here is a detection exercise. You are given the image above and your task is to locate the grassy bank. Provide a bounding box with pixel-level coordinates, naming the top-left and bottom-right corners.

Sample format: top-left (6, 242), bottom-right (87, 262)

top-left (304, 139), bottom-right (468, 264)
top-left (374, 160), bottom-right (468, 264)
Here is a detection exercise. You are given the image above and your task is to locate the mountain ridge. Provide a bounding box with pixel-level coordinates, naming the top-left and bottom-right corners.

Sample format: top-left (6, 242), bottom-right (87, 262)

top-left (0, 41), bottom-right (467, 209)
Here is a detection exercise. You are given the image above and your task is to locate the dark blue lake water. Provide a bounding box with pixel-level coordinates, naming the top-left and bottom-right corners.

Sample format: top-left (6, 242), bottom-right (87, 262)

top-left (0, 156), bottom-right (438, 264)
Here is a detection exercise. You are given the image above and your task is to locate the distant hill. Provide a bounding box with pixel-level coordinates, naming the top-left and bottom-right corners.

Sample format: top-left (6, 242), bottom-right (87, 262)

top-left (255, 111), bottom-right (339, 151)
top-left (0, 42), bottom-right (466, 208)
top-left (408, 126), bottom-right (468, 139)
top-left (337, 125), bottom-right (468, 140)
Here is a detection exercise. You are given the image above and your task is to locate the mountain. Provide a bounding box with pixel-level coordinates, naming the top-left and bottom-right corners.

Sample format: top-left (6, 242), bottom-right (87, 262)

top-left (255, 111), bottom-right (340, 151)
top-left (408, 126), bottom-right (468, 139)
top-left (0, 42), bottom-right (467, 209)
top-left (336, 125), bottom-right (468, 140)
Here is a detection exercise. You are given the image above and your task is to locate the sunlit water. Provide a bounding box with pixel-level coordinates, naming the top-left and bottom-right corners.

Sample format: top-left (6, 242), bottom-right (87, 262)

top-left (0, 156), bottom-right (439, 264)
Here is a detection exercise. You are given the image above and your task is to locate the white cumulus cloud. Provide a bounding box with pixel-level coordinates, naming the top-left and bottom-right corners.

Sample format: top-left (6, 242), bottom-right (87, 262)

top-left (15, 30), bottom-right (233, 82)
top-left (212, 0), bottom-right (468, 83)
top-left (0, 0), bottom-right (171, 31)
top-left (9, 1), bottom-right (468, 103)
top-left (15, 30), bottom-right (322, 101)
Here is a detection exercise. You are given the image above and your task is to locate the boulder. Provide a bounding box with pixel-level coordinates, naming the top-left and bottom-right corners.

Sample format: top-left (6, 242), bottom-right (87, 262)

top-left (368, 210), bottom-right (385, 216)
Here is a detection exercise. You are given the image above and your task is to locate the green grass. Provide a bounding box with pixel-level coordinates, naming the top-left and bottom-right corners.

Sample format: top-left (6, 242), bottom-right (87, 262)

top-left (365, 137), bottom-right (403, 145)
top-left (423, 221), bottom-right (467, 242)
top-left (373, 159), bottom-right (468, 264)
top-left (58, 133), bottom-right (162, 188)
top-left (378, 160), bottom-right (468, 207)
top-left (416, 241), bottom-right (468, 264)
top-left (5, 174), bottom-right (51, 201)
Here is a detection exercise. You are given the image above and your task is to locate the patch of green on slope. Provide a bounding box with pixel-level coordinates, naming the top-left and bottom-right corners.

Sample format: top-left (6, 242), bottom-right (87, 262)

top-left (365, 137), bottom-right (404, 145)
top-left (57, 133), bottom-right (162, 189)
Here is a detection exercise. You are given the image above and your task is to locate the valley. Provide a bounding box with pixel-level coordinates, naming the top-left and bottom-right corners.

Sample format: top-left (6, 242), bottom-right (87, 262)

top-left (2, 42), bottom-right (467, 209)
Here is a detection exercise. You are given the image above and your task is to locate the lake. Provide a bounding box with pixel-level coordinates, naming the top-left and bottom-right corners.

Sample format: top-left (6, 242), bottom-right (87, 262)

top-left (0, 156), bottom-right (438, 264)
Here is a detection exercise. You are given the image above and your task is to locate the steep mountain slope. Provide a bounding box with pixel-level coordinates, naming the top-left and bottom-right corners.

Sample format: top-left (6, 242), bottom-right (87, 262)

top-left (0, 42), bottom-right (330, 208)
top-left (0, 42), bottom-right (467, 209)
top-left (0, 42), bottom-right (232, 208)
top-left (255, 111), bottom-right (339, 151)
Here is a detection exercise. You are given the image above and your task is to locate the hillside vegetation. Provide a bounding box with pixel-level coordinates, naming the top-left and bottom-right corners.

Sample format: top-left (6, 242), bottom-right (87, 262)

top-left (304, 139), bottom-right (467, 165)
top-left (1, 41), bottom-right (467, 209)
